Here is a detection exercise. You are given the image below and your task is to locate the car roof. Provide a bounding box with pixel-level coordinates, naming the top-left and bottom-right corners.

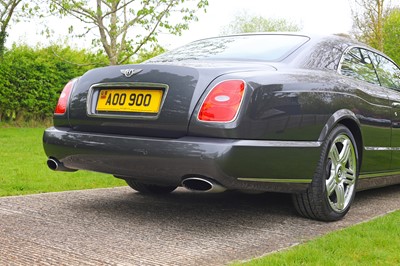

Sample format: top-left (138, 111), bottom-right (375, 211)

top-left (152, 32), bottom-right (393, 70)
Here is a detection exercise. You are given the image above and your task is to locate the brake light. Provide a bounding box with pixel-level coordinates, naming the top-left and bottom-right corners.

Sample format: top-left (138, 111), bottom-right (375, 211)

top-left (55, 79), bottom-right (76, 115)
top-left (198, 80), bottom-right (246, 122)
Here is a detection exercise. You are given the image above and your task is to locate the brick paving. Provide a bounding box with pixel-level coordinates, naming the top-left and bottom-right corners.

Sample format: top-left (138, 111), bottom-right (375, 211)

top-left (0, 185), bottom-right (399, 265)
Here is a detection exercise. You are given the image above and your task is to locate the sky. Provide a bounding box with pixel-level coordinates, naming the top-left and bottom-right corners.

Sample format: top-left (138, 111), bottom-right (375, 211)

top-left (6, 0), bottom-right (358, 50)
top-left (162, 0), bottom-right (354, 48)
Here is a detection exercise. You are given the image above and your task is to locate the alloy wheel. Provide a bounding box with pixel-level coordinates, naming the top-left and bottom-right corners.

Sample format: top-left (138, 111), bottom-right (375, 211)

top-left (325, 134), bottom-right (357, 213)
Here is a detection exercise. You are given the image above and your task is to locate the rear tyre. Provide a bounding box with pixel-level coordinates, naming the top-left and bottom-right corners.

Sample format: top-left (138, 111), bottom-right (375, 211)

top-left (292, 125), bottom-right (359, 221)
top-left (125, 179), bottom-right (177, 194)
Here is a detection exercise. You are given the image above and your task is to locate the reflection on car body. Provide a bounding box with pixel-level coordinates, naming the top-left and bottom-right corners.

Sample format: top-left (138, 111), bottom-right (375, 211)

top-left (43, 33), bottom-right (400, 221)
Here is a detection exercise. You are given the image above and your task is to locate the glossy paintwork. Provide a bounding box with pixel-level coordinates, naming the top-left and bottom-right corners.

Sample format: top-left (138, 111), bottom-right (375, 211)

top-left (66, 62), bottom-right (277, 138)
top-left (188, 68), bottom-right (393, 174)
top-left (43, 33), bottom-right (400, 192)
top-left (68, 65), bottom-right (199, 138)
top-left (43, 126), bottom-right (319, 192)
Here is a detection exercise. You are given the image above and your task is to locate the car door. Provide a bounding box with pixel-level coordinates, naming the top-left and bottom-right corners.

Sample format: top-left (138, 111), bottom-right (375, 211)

top-left (339, 47), bottom-right (392, 173)
top-left (369, 51), bottom-right (400, 170)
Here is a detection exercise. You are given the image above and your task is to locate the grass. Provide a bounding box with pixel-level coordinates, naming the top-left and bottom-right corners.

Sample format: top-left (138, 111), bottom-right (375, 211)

top-left (234, 210), bottom-right (400, 266)
top-left (0, 127), bottom-right (125, 197)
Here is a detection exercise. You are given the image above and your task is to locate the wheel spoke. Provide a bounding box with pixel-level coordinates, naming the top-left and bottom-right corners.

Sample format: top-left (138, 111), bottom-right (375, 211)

top-left (335, 183), bottom-right (345, 210)
top-left (326, 175), bottom-right (337, 196)
top-left (339, 139), bottom-right (351, 164)
top-left (330, 145), bottom-right (340, 166)
top-left (344, 168), bottom-right (356, 185)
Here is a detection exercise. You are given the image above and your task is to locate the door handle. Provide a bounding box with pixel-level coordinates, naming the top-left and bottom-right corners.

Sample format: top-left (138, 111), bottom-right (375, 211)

top-left (392, 102), bottom-right (400, 107)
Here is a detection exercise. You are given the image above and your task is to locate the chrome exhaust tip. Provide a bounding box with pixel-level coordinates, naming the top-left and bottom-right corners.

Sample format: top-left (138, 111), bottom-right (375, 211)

top-left (46, 158), bottom-right (77, 172)
top-left (47, 158), bottom-right (59, 171)
top-left (182, 177), bottom-right (226, 193)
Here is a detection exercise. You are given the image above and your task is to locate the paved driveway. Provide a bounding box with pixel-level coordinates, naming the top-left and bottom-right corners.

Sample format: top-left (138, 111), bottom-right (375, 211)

top-left (1, 185), bottom-right (399, 265)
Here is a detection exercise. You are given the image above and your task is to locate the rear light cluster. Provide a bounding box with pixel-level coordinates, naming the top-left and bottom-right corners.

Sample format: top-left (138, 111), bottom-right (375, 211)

top-left (55, 79), bottom-right (77, 115)
top-left (198, 79), bottom-right (246, 122)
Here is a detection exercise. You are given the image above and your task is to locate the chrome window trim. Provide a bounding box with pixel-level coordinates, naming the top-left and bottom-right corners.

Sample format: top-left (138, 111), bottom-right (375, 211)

top-left (338, 45), bottom-right (400, 89)
top-left (337, 45), bottom-right (357, 75)
top-left (337, 46), bottom-right (380, 84)
top-left (365, 146), bottom-right (400, 151)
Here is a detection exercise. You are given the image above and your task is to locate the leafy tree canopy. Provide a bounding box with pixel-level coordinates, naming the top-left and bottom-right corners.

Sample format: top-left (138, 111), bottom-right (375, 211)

top-left (221, 12), bottom-right (302, 35)
top-left (0, 0), bottom-right (39, 59)
top-left (383, 8), bottom-right (400, 65)
top-left (0, 0), bottom-right (23, 59)
top-left (351, 0), bottom-right (386, 51)
top-left (134, 44), bottom-right (165, 63)
top-left (351, 0), bottom-right (400, 65)
top-left (48, 0), bottom-right (208, 65)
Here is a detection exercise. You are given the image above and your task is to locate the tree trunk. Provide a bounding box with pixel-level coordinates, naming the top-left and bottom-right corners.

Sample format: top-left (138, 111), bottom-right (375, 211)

top-left (376, 0), bottom-right (384, 51)
top-left (0, 28), bottom-right (7, 60)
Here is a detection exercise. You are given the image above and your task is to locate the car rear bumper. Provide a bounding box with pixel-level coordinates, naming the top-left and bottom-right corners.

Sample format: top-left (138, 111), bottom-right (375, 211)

top-left (43, 127), bottom-right (322, 193)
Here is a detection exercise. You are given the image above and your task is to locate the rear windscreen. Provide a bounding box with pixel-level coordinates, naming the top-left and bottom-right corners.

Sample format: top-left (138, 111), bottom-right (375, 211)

top-left (148, 34), bottom-right (310, 62)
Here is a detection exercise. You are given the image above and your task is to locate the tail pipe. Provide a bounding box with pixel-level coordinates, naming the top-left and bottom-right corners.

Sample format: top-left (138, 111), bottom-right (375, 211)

top-left (46, 158), bottom-right (77, 172)
top-left (182, 177), bottom-right (226, 193)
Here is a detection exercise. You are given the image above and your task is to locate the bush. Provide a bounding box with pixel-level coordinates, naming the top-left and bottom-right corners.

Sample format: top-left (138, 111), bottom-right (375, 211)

top-left (0, 45), bottom-right (108, 122)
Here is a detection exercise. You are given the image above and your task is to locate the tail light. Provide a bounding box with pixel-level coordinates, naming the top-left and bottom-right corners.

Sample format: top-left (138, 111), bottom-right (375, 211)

top-left (55, 79), bottom-right (77, 115)
top-left (198, 79), bottom-right (246, 122)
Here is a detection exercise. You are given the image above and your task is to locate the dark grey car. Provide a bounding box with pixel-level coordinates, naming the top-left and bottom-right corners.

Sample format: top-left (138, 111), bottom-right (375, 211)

top-left (43, 33), bottom-right (400, 221)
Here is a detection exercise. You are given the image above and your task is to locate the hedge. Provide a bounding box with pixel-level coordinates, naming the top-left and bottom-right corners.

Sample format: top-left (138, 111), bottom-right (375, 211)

top-left (0, 45), bottom-right (108, 122)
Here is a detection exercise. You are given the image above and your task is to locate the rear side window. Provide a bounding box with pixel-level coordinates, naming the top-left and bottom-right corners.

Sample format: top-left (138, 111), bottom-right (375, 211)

top-left (148, 35), bottom-right (310, 62)
top-left (369, 53), bottom-right (400, 90)
top-left (339, 48), bottom-right (380, 85)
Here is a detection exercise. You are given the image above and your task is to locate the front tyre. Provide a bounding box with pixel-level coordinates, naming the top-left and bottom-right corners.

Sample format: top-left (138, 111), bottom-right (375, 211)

top-left (292, 125), bottom-right (359, 221)
top-left (125, 179), bottom-right (177, 194)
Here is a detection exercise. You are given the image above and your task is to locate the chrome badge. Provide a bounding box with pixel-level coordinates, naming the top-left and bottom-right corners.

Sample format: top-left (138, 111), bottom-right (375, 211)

top-left (120, 68), bottom-right (142, 78)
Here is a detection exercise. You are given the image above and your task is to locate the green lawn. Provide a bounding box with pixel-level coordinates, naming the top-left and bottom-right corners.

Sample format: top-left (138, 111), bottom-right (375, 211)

top-left (234, 210), bottom-right (400, 266)
top-left (0, 127), bottom-right (125, 196)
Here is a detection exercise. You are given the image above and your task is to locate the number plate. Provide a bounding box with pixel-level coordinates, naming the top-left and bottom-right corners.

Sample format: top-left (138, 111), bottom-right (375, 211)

top-left (96, 89), bottom-right (163, 113)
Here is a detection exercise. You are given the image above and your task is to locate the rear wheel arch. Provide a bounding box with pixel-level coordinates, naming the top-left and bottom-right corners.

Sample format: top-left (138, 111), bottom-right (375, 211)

top-left (319, 110), bottom-right (363, 170)
top-left (293, 124), bottom-right (360, 221)
top-left (338, 118), bottom-right (363, 171)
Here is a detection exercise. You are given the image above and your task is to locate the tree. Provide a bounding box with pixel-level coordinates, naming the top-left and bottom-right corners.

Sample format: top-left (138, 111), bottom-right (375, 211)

top-left (0, 0), bottom-right (22, 59)
top-left (48, 0), bottom-right (208, 65)
top-left (383, 8), bottom-right (400, 65)
top-left (351, 0), bottom-right (387, 51)
top-left (134, 44), bottom-right (165, 63)
top-left (221, 12), bottom-right (302, 35)
top-left (351, 0), bottom-right (400, 64)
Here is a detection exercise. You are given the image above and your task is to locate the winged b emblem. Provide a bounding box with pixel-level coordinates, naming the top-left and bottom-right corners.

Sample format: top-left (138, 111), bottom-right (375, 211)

top-left (120, 68), bottom-right (142, 78)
